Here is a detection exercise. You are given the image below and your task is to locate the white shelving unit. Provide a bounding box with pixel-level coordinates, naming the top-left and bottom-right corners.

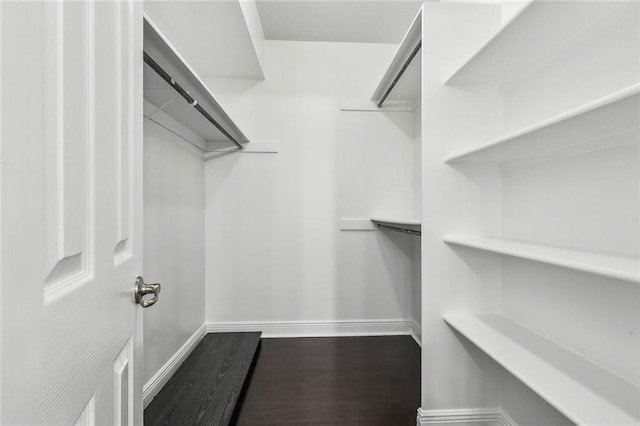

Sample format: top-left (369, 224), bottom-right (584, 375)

top-left (371, 218), bottom-right (421, 227)
top-left (444, 237), bottom-right (640, 283)
top-left (444, 1), bottom-right (637, 86)
top-left (341, 7), bottom-right (423, 237)
top-left (444, 85), bottom-right (639, 164)
top-left (419, 0), bottom-right (640, 423)
top-left (366, 6), bottom-right (423, 238)
top-left (143, 14), bottom-right (249, 151)
top-left (444, 314), bottom-right (640, 426)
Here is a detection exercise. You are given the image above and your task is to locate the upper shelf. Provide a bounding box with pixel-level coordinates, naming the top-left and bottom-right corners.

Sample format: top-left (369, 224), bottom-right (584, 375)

top-left (444, 314), bottom-right (640, 426)
top-left (371, 8), bottom-right (422, 107)
top-left (444, 84), bottom-right (640, 164)
top-left (371, 218), bottom-right (421, 237)
top-left (444, 236), bottom-right (640, 283)
top-left (444, 1), bottom-right (638, 86)
top-left (143, 14), bottom-right (249, 149)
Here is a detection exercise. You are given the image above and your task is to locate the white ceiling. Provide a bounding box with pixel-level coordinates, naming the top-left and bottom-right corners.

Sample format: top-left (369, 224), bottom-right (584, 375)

top-left (143, 0), bottom-right (424, 80)
top-left (256, 0), bottom-right (423, 44)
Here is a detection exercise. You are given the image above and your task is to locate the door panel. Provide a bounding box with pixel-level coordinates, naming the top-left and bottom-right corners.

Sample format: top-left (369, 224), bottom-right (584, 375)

top-left (114, 337), bottom-right (134, 426)
top-left (1, 1), bottom-right (144, 424)
top-left (41, 0), bottom-right (96, 296)
top-left (115, 0), bottom-right (134, 264)
top-left (42, 0), bottom-right (92, 299)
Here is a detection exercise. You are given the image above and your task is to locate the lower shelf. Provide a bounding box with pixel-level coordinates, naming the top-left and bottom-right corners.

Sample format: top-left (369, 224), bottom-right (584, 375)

top-left (371, 218), bottom-right (421, 237)
top-left (444, 314), bottom-right (639, 426)
top-left (444, 236), bottom-right (640, 283)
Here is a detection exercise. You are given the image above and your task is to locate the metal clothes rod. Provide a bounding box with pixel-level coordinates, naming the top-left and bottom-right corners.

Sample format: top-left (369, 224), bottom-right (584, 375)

top-left (377, 41), bottom-right (422, 108)
top-left (376, 223), bottom-right (422, 237)
top-left (143, 51), bottom-right (243, 151)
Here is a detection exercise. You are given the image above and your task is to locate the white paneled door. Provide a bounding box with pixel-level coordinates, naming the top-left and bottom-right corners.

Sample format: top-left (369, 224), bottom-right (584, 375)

top-left (1, 1), bottom-right (144, 424)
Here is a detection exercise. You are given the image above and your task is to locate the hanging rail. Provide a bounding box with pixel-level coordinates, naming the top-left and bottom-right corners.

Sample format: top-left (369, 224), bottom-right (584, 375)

top-left (143, 52), bottom-right (244, 151)
top-left (376, 223), bottom-right (421, 237)
top-left (372, 219), bottom-right (422, 237)
top-left (371, 8), bottom-right (422, 108)
top-left (376, 41), bottom-right (421, 108)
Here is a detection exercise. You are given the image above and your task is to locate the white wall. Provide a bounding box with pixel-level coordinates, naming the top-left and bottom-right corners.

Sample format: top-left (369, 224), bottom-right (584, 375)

top-left (203, 40), bottom-right (421, 327)
top-left (143, 119), bottom-right (205, 384)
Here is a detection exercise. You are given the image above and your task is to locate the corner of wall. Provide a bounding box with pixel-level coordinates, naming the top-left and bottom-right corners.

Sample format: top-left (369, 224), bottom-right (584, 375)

top-left (238, 0), bottom-right (266, 79)
top-left (143, 324), bottom-right (206, 408)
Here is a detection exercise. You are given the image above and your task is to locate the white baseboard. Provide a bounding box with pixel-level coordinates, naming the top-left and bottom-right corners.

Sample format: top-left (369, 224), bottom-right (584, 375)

top-left (499, 411), bottom-right (517, 426)
top-left (205, 318), bottom-right (417, 338)
top-left (143, 324), bottom-right (206, 408)
top-left (417, 408), bottom-right (518, 426)
top-left (411, 320), bottom-right (422, 347)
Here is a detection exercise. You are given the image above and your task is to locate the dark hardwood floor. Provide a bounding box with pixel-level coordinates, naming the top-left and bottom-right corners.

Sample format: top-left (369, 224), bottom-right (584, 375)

top-left (234, 336), bottom-right (421, 426)
top-left (145, 332), bottom-right (261, 426)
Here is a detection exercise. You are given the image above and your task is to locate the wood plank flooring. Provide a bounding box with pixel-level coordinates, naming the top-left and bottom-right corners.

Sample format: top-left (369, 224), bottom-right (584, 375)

top-left (145, 332), bottom-right (261, 426)
top-left (235, 336), bottom-right (420, 426)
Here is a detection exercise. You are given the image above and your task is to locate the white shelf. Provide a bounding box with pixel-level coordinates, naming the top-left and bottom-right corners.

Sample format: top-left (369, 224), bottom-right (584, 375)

top-left (143, 14), bottom-right (249, 149)
top-left (444, 1), bottom-right (638, 86)
top-left (371, 218), bottom-right (421, 236)
top-left (444, 314), bottom-right (640, 426)
top-left (444, 237), bottom-right (640, 283)
top-left (444, 85), bottom-right (640, 163)
top-left (371, 217), bottom-right (421, 226)
top-left (371, 8), bottom-right (422, 105)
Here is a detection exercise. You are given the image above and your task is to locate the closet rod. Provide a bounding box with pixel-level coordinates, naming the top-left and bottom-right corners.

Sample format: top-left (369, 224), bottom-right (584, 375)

top-left (143, 52), bottom-right (244, 151)
top-left (376, 223), bottom-right (422, 237)
top-left (377, 41), bottom-right (421, 108)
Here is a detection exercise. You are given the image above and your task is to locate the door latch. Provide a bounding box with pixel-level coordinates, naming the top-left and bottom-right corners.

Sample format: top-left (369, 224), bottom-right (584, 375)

top-left (134, 276), bottom-right (161, 308)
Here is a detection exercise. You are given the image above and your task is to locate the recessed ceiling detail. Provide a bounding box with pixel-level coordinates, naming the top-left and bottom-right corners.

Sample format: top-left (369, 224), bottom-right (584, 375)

top-left (256, 0), bottom-right (423, 44)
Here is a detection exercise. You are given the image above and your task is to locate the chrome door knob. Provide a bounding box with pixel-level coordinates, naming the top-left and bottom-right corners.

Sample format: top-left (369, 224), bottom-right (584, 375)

top-left (134, 276), bottom-right (161, 308)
